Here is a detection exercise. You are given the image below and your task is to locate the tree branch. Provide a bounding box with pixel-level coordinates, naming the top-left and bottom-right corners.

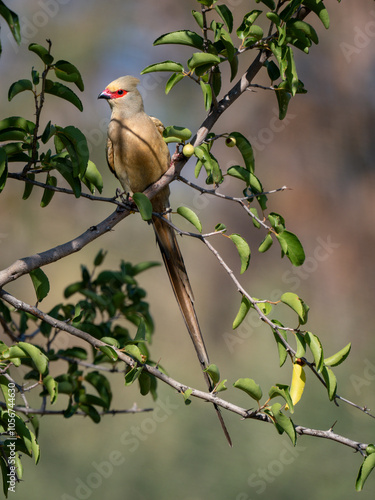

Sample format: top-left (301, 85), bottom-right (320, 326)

top-left (0, 289), bottom-right (370, 454)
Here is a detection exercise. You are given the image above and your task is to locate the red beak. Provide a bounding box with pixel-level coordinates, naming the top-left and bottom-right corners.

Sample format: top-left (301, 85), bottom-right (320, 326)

top-left (98, 88), bottom-right (111, 99)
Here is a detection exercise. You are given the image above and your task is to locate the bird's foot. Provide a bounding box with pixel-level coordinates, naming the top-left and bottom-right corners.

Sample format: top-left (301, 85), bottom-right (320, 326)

top-left (115, 189), bottom-right (133, 211)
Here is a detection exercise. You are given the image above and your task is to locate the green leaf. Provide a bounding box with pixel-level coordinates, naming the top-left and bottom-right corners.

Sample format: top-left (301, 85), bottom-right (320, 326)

top-left (356, 453), bottom-right (375, 491)
top-left (279, 0), bottom-right (303, 22)
top-left (132, 261), bottom-right (161, 275)
top-left (256, 0), bottom-right (275, 9)
top-left (43, 375), bottom-right (58, 404)
top-left (276, 230), bottom-right (305, 266)
top-left (281, 292), bottom-right (309, 325)
top-left (204, 364), bottom-right (220, 386)
top-left (134, 320), bottom-right (147, 342)
top-left (302, 0), bottom-right (329, 29)
top-left (257, 301), bottom-right (272, 316)
top-left (268, 212), bottom-right (285, 232)
top-left (271, 402), bottom-right (296, 445)
top-left (200, 80), bottom-right (212, 111)
top-left (132, 192), bottom-right (153, 221)
top-left (40, 175), bottom-right (57, 207)
top-left (92, 249), bottom-right (107, 267)
top-left (233, 378), bottom-right (262, 402)
top-left (0, 375), bottom-right (13, 408)
top-left (229, 234), bottom-right (251, 274)
top-left (138, 371), bottom-right (151, 396)
top-left (321, 366), bottom-right (337, 401)
top-left (53, 60), bottom-right (84, 91)
top-left (41, 121), bottom-right (56, 144)
top-left (215, 4), bottom-right (233, 32)
top-left (28, 43), bottom-right (54, 65)
top-left (232, 295), bottom-right (251, 330)
top-left (194, 145), bottom-right (223, 184)
top-left (162, 125), bottom-right (192, 143)
top-left (275, 81), bottom-right (292, 120)
top-left (56, 126), bottom-right (89, 176)
top-left (177, 206), bottom-right (202, 232)
top-left (269, 384), bottom-right (294, 412)
top-left (229, 53), bottom-right (239, 81)
top-left (266, 12), bottom-right (281, 26)
top-left (227, 165), bottom-right (251, 184)
top-left (264, 59), bottom-right (280, 81)
top-left (30, 268), bottom-right (50, 302)
top-left (0, 147), bottom-right (7, 193)
top-left (187, 52), bottom-right (221, 71)
top-left (31, 68), bottom-right (40, 85)
top-left (85, 371), bottom-right (112, 409)
top-left (60, 347), bottom-right (87, 359)
top-left (305, 332), bottom-right (324, 372)
top-left (249, 207), bottom-right (260, 228)
top-left (125, 344), bottom-right (144, 363)
top-left (100, 337), bottom-right (120, 348)
top-left (242, 25), bottom-right (264, 46)
top-left (273, 329), bottom-right (288, 367)
top-left (285, 46), bottom-right (299, 96)
top-left (78, 394), bottom-right (107, 409)
top-left (295, 332), bottom-right (306, 358)
top-left (141, 60), bottom-right (184, 75)
top-left (124, 366), bottom-right (143, 386)
top-left (154, 30), bottom-right (207, 51)
top-left (192, 10), bottom-right (204, 29)
top-left (17, 342), bottom-right (49, 374)
top-left (81, 160), bottom-right (103, 194)
top-left (8, 79), bottom-right (33, 101)
top-left (13, 413), bottom-right (40, 463)
top-left (99, 345), bottom-right (118, 362)
top-left (165, 72), bottom-right (185, 94)
top-left (79, 404), bottom-right (101, 424)
top-left (287, 19), bottom-right (319, 45)
top-left (215, 379), bottom-right (228, 393)
top-left (226, 132), bottom-right (254, 172)
top-left (215, 222), bottom-right (226, 233)
top-left (44, 80), bottom-right (83, 111)
top-left (258, 233), bottom-right (273, 253)
top-left (324, 343), bottom-right (351, 367)
top-left (22, 173), bottom-right (35, 200)
top-left (0, 116), bottom-right (35, 136)
top-left (183, 388), bottom-right (193, 405)
top-left (0, 1), bottom-right (21, 44)
top-left (237, 10), bottom-right (263, 40)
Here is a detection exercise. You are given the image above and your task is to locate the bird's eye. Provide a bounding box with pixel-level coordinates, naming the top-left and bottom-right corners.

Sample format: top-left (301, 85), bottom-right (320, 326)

top-left (117, 90), bottom-right (124, 96)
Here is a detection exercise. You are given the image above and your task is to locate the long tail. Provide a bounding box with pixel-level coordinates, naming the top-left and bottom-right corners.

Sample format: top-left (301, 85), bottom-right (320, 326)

top-left (152, 213), bottom-right (232, 446)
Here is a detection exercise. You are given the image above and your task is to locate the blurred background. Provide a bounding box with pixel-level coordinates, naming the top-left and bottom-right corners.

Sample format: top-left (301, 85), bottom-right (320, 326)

top-left (1, 0), bottom-right (375, 498)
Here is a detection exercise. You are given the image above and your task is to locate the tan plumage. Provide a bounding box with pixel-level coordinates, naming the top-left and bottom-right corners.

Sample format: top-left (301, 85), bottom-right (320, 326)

top-left (99, 76), bottom-right (231, 445)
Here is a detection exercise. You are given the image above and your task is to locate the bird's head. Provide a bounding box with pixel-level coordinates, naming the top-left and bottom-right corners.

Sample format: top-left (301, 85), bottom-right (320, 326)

top-left (98, 76), bottom-right (143, 114)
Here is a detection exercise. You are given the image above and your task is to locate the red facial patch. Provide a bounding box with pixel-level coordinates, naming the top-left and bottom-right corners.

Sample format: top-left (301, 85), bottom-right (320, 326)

top-left (106, 89), bottom-right (128, 99)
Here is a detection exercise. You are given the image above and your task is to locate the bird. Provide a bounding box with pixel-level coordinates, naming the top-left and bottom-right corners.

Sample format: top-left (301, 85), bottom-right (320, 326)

top-left (98, 76), bottom-right (231, 446)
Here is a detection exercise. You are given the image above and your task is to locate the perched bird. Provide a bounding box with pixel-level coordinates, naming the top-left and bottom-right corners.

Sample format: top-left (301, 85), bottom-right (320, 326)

top-left (98, 76), bottom-right (231, 446)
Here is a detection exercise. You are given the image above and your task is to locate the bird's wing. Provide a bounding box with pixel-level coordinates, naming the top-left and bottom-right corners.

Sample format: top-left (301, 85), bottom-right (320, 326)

top-left (150, 116), bottom-right (165, 137)
top-left (105, 136), bottom-right (117, 178)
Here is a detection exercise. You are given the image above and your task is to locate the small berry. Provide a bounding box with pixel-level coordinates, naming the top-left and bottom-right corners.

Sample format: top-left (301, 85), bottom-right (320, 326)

top-left (182, 143), bottom-right (195, 157)
top-left (225, 136), bottom-right (237, 148)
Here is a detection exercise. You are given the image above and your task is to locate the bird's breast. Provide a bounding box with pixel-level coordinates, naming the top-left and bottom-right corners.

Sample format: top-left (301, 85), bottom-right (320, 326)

top-left (108, 113), bottom-right (169, 194)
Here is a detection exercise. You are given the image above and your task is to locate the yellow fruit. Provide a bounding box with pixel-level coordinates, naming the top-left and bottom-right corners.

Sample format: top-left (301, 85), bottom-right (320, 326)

top-left (182, 143), bottom-right (195, 157)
